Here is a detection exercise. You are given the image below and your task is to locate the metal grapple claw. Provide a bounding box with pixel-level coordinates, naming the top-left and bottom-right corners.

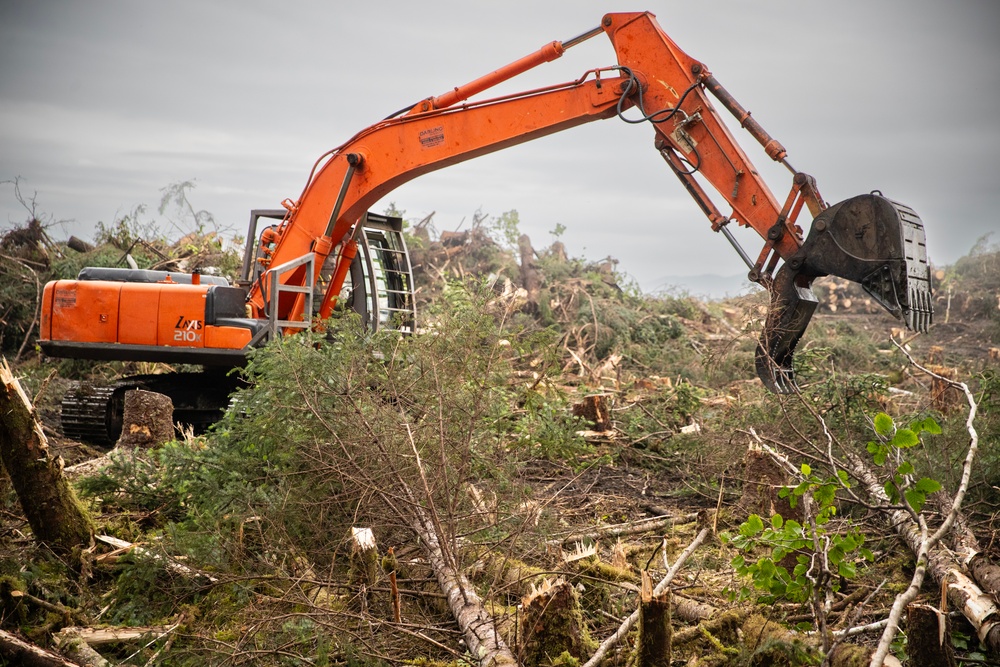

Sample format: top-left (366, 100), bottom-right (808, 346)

top-left (756, 273), bottom-right (818, 393)
top-left (757, 193), bottom-right (933, 393)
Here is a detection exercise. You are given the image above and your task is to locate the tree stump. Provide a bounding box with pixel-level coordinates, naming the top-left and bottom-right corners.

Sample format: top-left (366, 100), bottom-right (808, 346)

top-left (117, 389), bottom-right (174, 449)
top-left (349, 526), bottom-right (379, 613)
top-left (906, 603), bottom-right (956, 667)
top-left (927, 364), bottom-right (962, 413)
top-left (0, 359), bottom-right (94, 556)
top-left (737, 445), bottom-right (797, 522)
top-left (573, 394), bottom-right (611, 432)
top-left (518, 234), bottom-right (540, 314)
top-left (520, 578), bottom-right (587, 666)
top-left (638, 571), bottom-right (671, 667)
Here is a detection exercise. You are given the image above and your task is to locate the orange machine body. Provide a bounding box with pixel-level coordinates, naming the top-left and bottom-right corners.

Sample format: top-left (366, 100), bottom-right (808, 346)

top-left (40, 277), bottom-right (252, 365)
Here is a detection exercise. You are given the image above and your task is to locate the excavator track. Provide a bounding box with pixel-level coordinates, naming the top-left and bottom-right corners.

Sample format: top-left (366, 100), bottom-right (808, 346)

top-left (60, 383), bottom-right (118, 445)
top-left (60, 371), bottom-right (243, 446)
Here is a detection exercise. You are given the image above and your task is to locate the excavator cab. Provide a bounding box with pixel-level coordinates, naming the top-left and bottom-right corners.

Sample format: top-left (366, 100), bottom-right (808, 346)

top-left (756, 193), bottom-right (933, 393)
top-left (241, 210), bottom-right (416, 338)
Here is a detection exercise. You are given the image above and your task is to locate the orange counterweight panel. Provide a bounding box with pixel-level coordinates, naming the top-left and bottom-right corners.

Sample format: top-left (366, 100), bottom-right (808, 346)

top-left (118, 283), bottom-right (162, 346)
top-left (156, 285), bottom-right (211, 347)
top-left (204, 325), bottom-right (253, 350)
top-left (48, 280), bottom-right (121, 343)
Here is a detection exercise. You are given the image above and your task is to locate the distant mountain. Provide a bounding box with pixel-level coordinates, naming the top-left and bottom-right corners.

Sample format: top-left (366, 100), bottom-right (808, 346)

top-left (645, 273), bottom-right (762, 301)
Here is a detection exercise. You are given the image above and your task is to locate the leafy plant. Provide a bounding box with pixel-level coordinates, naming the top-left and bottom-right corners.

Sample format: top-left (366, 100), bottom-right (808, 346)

top-left (866, 412), bottom-right (942, 513)
top-left (726, 463), bottom-right (872, 606)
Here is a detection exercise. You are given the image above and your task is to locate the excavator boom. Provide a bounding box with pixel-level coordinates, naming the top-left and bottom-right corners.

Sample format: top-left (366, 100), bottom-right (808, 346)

top-left (250, 11), bottom-right (931, 391)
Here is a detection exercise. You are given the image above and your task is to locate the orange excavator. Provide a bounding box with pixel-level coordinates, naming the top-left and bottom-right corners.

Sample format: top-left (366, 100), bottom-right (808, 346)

top-left (39, 11), bottom-right (932, 442)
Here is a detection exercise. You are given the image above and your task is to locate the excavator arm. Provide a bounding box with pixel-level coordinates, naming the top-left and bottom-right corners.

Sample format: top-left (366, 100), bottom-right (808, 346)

top-left (248, 10), bottom-right (932, 392)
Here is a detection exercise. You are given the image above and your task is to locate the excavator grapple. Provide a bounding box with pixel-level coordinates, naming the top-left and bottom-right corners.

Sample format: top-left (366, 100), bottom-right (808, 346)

top-left (756, 193), bottom-right (933, 392)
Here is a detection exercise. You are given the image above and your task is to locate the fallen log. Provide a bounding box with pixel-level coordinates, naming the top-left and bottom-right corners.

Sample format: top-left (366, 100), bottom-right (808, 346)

top-left (838, 451), bottom-right (1000, 656)
top-left (400, 430), bottom-right (516, 666)
top-left (94, 534), bottom-right (218, 583)
top-left (827, 349), bottom-right (982, 666)
top-left (0, 628), bottom-right (81, 667)
top-left (669, 612), bottom-right (888, 666)
top-left (64, 455), bottom-right (113, 480)
top-left (741, 615), bottom-right (887, 667)
top-left (66, 236), bottom-right (94, 253)
top-left (411, 505), bottom-right (516, 666)
top-left (671, 593), bottom-right (718, 623)
top-left (938, 489), bottom-right (1000, 600)
top-left (53, 632), bottom-right (108, 667)
top-left (56, 625), bottom-right (175, 647)
top-left (552, 513), bottom-right (698, 547)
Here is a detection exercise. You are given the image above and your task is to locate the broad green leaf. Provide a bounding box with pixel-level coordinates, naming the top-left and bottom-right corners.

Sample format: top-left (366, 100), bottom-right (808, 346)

top-left (884, 480), bottom-right (900, 503)
top-left (891, 428), bottom-right (920, 449)
top-left (914, 477), bottom-right (942, 494)
top-left (913, 416), bottom-right (942, 435)
top-left (905, 489), bottom-right (927, 514)
top-left (741, 514), bottom-right (764, 537)
top-left (771, 514), bottom-right (784, 530)
top-left (801, 463), bottom-right (811, 476)
top-left (814, 484), bottom-right (836, 507)
top-left (874, 412), bottom-right (894, 437)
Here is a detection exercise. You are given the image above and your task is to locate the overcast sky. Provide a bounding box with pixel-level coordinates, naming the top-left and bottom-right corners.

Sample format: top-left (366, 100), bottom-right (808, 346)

top-left (1, 1), bottom-right (997, 295)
